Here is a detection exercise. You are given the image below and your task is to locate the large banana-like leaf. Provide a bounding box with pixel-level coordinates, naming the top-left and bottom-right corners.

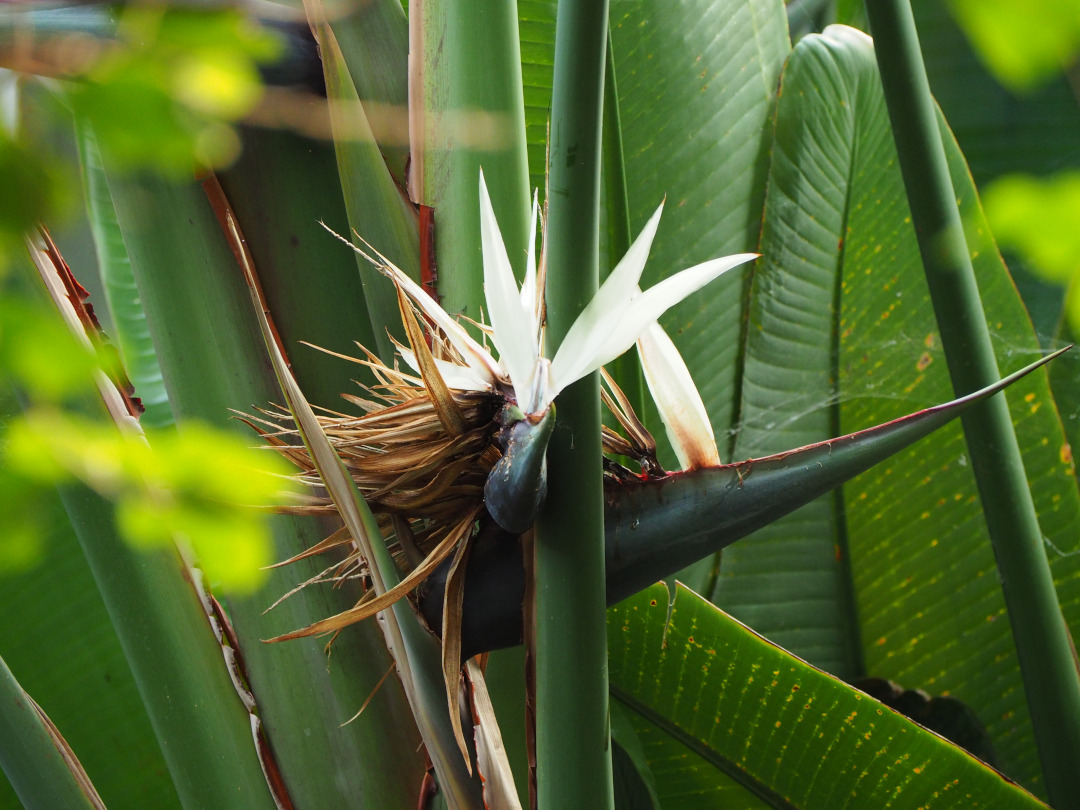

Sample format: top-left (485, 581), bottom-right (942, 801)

top-left (709, 26), bottom-right (1080, 794)
top-left (608, 583), bottom-right (1047, 809)
top-left (19, 224), bottom-right (285, 806)
top-left (518, 0), bottom-right (557, 194)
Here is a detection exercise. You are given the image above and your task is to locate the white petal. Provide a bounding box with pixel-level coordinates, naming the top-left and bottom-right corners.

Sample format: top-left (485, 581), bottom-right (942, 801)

top-left (319, 219), bottom-right (503, 385)
top-left (397, 346), bottom-right (495, 392)
top-left (550, 250), bottom-right (758, 399)
top-left (546, 202), bottom-right (666, 395)
top-left (383, 262), bottom-right (502, 383)
top-left (519, 190), bottom-right (541, 344)
top-left (480, 171), bottom-right (540, 407)
top-left (637, 322), bottom-right (720, 469)
top-left (592, 252), bottom-right (758, 375)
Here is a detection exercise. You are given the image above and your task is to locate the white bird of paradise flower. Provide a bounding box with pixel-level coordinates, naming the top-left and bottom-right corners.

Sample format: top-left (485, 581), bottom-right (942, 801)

top-left (321, 172), bottom-right (758, 532)
top-left (379, 172), bottom-right (758, 419)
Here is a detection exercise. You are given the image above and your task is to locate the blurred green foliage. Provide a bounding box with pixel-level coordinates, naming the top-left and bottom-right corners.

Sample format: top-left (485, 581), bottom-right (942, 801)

top-left (66, 6), bottom-right (281, 175)
top-left (983, 172), bottom-right (1080, 334)
top-left (949, 0), bottom-right (1080, 91)
top-left (0, 6), bottom-right (296, 592)
top-left (0, 137), bottom-right (64, 239)
top-left (5, 413), bottom-right (299, 592)
top-left (940, 0), bottom-right (1080, 344)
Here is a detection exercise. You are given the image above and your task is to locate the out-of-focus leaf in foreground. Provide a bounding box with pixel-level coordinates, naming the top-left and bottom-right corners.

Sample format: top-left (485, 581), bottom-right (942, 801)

top-left (65, 7), bottom-right (281, 174)
top-left (4, 413), bottom-right (299, 592)
top-left (982, 171), bottom-right (1080, 333)
top-left (947, 0), bottom-right (1080, 91)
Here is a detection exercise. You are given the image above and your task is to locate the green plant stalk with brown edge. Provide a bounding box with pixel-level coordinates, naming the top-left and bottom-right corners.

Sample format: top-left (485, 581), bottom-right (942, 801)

top-left (0, 649), bottom-right (106, 810)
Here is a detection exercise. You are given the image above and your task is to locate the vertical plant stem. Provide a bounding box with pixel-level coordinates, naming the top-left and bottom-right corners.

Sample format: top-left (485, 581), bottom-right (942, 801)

top-left (865, 2), bottom-right (1080, 804)
top-left (534, 0), bottom-right (614, 808)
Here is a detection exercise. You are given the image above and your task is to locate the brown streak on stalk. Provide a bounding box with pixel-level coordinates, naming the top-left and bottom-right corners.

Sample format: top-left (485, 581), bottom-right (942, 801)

top-left (29, 226), bottom-right (144, 419)
top-left (37, 226), bottom-right (101, 336)
top-left (417, 770), bottom-right (438, 810)
top-left (206, 595), bottom-right (296, 810)
top-left (419, 204), bottom-right (439, 301)
top-left (200, 173), bottom-right (293, 374)
top-left (26, 695), bottom-right (108, 810)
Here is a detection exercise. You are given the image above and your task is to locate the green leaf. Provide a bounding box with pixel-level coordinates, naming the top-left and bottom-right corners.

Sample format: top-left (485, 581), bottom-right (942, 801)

top-left (314, 18), bottom-right (421, 362)
top-left (611, 701), bottom-right (661, 810)
top-left (609, 583), bottom-right (1048, 809)
top-left (519, 0), bottom-right (558, 194)
top-left (414, 0), bottom-right (532, 317)
top-left (54, 482), bottom-right (279, 809)
top-left (721, 23), bottom-right (875, 679)
top-left (218, 125), bottom-right (384, 408)
top-left (617, 706), bottom-right (770, 809)
top-left (326, 0), bottom-right (411, 183)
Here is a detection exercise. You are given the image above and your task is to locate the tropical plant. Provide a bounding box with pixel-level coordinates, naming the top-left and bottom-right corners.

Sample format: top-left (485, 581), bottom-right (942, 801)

top-left (1, 0), bottom-right (1079, 808)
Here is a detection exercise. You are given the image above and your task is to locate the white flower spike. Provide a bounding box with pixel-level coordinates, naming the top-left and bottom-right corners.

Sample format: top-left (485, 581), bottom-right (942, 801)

top-left (477, 171), bottom-right (758, 416)
top-left (330, 174), bottom-right (756, 417)
top-left (321, 173), bottom-right (757, 534)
